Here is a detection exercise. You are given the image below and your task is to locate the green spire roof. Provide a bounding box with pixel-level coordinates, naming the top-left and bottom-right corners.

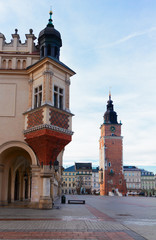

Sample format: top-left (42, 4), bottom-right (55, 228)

top-left (47, 10), bottom-right (54, 27)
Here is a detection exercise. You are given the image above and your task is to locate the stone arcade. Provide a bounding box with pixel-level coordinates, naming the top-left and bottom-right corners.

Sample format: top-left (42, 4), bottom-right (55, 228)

top-left (0, 11), bottom-right (75, 209)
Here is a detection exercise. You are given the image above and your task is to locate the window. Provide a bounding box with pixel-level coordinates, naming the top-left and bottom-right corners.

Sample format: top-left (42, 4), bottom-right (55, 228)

top-left (108, 162), bottom-right (111, 167)
top-left (69, 178), bottom-right (71, 181)
top-left (47, 44), bottom-right (51, 56)
top-left (34, 85), bottom-right (42, 108)
top-left (69, 173), bottom-right (71, 175)
top-left (54, 85), bottom-right (64, 109)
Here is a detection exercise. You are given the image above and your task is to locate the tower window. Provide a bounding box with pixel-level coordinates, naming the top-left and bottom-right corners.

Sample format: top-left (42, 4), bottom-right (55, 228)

top-left (54, 46), bottom-right (58, 58)
top-left (47, 44), bottom-right (51, 56)
top-left (41, 46), bottom-right (44, 57)
top-left (54, 85), bottom-right (64, 109)
top-left (34, 85), bottom-right (42, 108)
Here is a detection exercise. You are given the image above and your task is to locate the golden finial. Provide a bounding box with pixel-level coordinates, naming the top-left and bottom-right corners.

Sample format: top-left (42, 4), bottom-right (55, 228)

top-left (109, 87), bottom-right (111, 100)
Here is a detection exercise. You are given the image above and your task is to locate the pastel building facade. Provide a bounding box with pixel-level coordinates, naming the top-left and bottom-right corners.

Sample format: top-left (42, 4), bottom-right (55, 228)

top-left (62, 165), bottom-right (77, 194)
top-left (141, 169), bottom-right (156, 196)
top-left (92, 167), bottom-right (100, 194)
top-left (123, 166), bottom-right (141, 195)
top-left (0, 12), bottom-right (75, 209)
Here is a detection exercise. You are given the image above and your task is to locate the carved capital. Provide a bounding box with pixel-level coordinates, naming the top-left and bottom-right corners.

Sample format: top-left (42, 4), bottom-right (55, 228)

top-left (65, 79), bottom-right (71, 86)
top-left (43, 70), bottom-right (54, 76)
top-left (28, 79), bottom-right (33, 84)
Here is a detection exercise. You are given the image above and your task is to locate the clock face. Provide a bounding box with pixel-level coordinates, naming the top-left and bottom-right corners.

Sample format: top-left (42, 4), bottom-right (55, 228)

top-left (110, 126), bottom-right (116, 132)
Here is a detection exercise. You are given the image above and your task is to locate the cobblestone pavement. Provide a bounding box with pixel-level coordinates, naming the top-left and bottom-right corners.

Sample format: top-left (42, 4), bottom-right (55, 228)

top-left (0, 195), bottom-right (155, 240)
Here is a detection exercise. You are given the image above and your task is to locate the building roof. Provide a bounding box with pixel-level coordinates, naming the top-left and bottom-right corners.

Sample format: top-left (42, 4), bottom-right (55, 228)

top-left (64, 165), bottom-right (75, 172)
top-left (27, 56), bottom-right (75, 74)
top-left (140, 169), bottom-right (154, 176)
top-left (92, 167), bottom-right (99, 173)
top-left (104, 93), bottom-right (118, 124)
top-left (123, 166), bottom-right (140, 171)
top-left (75, 163), bottom-right (92, 170)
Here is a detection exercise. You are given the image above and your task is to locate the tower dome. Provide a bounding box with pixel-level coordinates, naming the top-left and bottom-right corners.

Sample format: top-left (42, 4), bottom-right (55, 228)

top-left (103, 92), bottom-right (118, 124)
top-left (38, 11), bottom-right (62, 60)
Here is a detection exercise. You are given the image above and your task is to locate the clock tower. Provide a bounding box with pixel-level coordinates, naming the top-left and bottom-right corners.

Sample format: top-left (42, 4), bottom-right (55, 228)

top-left (99, 93), bottom-right (127, 196)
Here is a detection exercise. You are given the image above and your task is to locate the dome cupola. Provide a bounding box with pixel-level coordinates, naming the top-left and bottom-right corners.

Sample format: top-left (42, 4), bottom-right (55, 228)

top-left (103, 92), bottom-right (118, 124)
top-left (38, 10), bottom-right (62, 60)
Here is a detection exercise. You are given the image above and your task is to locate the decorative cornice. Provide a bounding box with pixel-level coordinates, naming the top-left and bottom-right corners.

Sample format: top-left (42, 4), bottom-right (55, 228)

top-left (104, 136), bottom-right (123, 139)
top-left (23, 103), bottom-right (74, 116)
top-left (24, 124), bottom-right (73, 136)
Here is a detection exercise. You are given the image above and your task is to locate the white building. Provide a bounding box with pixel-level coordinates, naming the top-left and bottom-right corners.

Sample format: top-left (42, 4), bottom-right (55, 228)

top-left (92, 167), bottom-right (100, 194)
top-left (123, 166), bottom-right (141, 195)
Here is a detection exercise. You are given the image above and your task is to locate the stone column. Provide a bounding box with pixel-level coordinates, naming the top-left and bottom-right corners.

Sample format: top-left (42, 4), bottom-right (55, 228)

top-left (31, 165), bottom-right (40, 207)
top-left (39, 166), bottom-right (53, 209)
top-left (0, 164), bottom-right (4, 205)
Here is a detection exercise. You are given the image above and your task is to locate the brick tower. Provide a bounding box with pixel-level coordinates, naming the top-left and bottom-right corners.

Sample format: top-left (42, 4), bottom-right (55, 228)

top-left (99, 93), bottom-right (127, 196)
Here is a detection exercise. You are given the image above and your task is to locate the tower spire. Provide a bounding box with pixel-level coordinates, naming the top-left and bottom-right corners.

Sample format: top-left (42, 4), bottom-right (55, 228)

top-left (109, 87), bottom-right (111, 100)
top-left (103, 93), bottom-right (118, 124)
top-left (47, 8), bottom-right (54, 27)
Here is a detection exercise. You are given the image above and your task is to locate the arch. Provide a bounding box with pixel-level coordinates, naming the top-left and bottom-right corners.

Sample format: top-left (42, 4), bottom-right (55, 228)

top-left (8, 168), bottom-right (11, 203)
top-left (8, 60), bottom-right (12, 69)
top-left (47, 44), bottom-right (51, 56)
top-left (14, 170), bottom-right (20, 200)
top-left (22, 60), bottom-right (26, 69)
top-left (0, 141), bottom-right (38, 166)
top-left (41, 46), bottom-right (44, 57)
top-left (2, 60), bottom-right (6, 69)
top-left (17, 60), bottom-right (21, 69)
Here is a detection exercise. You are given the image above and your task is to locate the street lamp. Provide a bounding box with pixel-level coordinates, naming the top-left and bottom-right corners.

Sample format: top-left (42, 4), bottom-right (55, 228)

top-left (54, 159), bottom-right (59, 172)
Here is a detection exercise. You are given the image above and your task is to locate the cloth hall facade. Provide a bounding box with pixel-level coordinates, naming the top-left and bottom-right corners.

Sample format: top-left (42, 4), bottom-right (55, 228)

top-left (0, 12), bottom-right (75, 209)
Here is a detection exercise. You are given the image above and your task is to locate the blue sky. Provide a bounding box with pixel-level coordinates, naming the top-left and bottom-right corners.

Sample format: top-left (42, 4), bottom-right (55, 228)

top-left (0, 0), bottom-right (156, 173)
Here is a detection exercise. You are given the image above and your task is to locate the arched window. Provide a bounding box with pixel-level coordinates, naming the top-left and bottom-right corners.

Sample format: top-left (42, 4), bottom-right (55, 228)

top-left (41, 46), bottom-right (44, 57)
top-left (47, 44), bottom-right (51, 56)
top-left (8, 60), bottom-right (12, 69)
top-left (22, 60), bottom-right (26, 69)
top-left (17, 60), bottom-right (21, 69)
top-left (14, 170), bottom-right (20, 201)
top-left (2, 60), bottom-right (6, 69)
top-left (54, 46), bottom-right (58, 58)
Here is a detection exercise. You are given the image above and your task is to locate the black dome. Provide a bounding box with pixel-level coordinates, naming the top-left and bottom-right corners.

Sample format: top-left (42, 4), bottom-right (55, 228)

top-left (38, 26), bottom-right (62, 47)
top-left (38, 12), bottom-right (62, 60)
top-left (103, 94), bottom-right (118, 124)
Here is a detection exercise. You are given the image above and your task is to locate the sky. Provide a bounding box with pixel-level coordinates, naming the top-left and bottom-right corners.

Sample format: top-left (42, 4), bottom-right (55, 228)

top-left (0, 0), bottom-right (156, 173)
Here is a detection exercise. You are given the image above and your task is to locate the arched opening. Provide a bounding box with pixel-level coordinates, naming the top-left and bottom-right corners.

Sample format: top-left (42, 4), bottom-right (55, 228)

top-left (8, 60), bottom-right (12, 69)
top-left (22, 60), bottom-right (26, 69)
top-left (0, 142), bottom-right (38, 206)
top-left (47, 44), bottom-right (51, 56)
top-left (41, 46), bottom-right (44, 57)
top-left (17, 60), bottom-right (21, 69)
top-left (8, 169), bottom-right (11, 203)
top-left (54, 46), bottom-right (58, 58)
top-left (2, 60), bottom-right (6, 69)
top-left (14, 170), bottom-right (20, 201)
